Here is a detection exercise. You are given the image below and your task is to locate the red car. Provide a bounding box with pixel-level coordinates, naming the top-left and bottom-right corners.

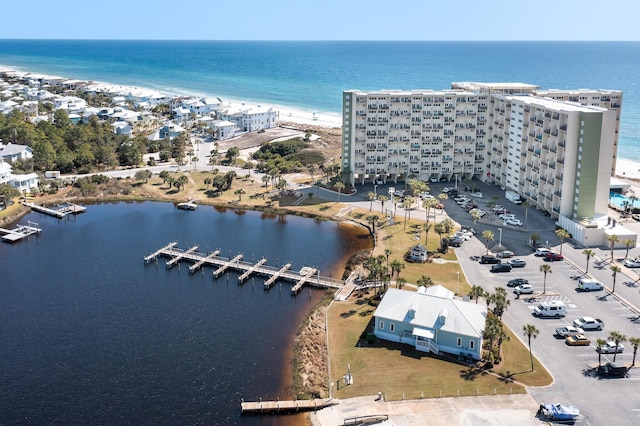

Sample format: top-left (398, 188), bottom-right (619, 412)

top-left (545, 252), bottom-right (564, 261)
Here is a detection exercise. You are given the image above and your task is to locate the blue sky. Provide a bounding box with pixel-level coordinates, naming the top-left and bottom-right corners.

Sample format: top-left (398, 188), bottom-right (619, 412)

top-left (1, 0), bottom-right (637, 41)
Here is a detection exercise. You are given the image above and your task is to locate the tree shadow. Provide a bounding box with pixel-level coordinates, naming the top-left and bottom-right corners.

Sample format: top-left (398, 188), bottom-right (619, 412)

top-left (582, 367), bottom-right (598, 378)
top-left (459, 366), bottom-right (488, 381)
top-left (624, 281), bottom-right (639, 288)
top-left (497, 370), bottom-right (515, 383)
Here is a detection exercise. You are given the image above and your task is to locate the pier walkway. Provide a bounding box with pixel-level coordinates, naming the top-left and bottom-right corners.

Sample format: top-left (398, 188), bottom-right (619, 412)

top-left (241, 398), bottom-right (337, 414)
top-left (23, 201), bottom-right (87, 218)
top-left (0, 221), bottom-right (41, 242)
top-left (144, 242), bottom-right (343, 293)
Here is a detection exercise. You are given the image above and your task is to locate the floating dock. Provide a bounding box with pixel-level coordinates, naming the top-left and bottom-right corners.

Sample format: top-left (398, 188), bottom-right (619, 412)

top-left (144, 243), bottom-right (343, 293)
top-left (0, 221), bottom-right (41, 242)
top-left (23, 201), bottom-right (87, 218)
top-left (241, 398), bottom-right (337, 414)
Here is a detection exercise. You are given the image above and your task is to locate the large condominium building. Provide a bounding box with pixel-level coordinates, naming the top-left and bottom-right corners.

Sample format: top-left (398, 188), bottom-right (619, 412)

top-left (342, 83), bottom-right (623, 245)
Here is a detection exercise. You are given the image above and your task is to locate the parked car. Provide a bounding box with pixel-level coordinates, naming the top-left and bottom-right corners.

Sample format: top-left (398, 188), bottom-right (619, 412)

top-left (535, 247), bottom-right (552, 257)
top-left (453, 232), bottom-right (471, 241)
top-left (598, 361), bottom-right (628, 377)
top-left (491, 263), bottom-right (512, 273)
top-left (632, 213), bottom-right (640, 221)
top-left (545, 252), bottom-right (564, 261)
top-left (573, 316), bottom-right (605, 331)
top-left (442, 187), bottom-right (453, 193)
top-left (503, 219), bottom-right (523, 226)
top-left (577, 278), bottom-right (604, 292)
top-left (469, 208), bottom-right (486, 217)
top-left (623, 258), bottom-right (640, 268)
top-left (507, 278), bottom-right (529, 287)
top-left (448, 237), bottom-right (464, 247)
top-left (460, 226), bottom-right (476, 235)
top-left (514, 284), bottom-right (534, 294)
top-left (597, 341), bottom-right (624, 354)
top-left (470, 192), bottom-right (483, 198)
top-left (555, 326), bottom-right (585, 338)
top-left (496, 250), bottom-right (515, 258)
top-left (565, 334), bottom-right (591, 346)
top-left (479, 255), bottom-right (500, 264)
top-left (507, 258), bottom-right (526, 268)
top-left (498, 213), bottom-right (517, 220)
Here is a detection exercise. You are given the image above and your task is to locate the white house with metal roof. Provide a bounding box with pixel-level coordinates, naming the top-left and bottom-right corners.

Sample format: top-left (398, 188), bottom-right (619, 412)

top-left (373, 285), bottom-right (487, 360)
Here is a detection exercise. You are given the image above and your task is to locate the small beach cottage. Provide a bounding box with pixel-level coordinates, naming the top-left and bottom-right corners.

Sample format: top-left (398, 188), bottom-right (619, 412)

top-left (373, 286), bottom-right (486, 360)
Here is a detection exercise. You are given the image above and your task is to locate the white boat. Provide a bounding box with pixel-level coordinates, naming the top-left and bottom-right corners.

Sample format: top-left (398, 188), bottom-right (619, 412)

top-left (177, 200), bottom-right (197, 210)
top-left (299, 266), bottom-right (314, 276)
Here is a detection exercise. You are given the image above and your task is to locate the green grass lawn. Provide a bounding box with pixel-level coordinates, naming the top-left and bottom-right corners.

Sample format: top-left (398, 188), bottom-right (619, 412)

top-left (327, 294), bottom-right (552, 401)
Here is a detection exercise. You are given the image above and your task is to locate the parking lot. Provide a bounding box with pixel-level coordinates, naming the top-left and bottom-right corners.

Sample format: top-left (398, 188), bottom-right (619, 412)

top-left (445, 180), bottom-right (640, 426)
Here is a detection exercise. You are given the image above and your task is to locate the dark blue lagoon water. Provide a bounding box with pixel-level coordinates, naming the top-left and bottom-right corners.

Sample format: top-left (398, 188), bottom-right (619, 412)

top-left (1, 40), bottom-right (639, 160)
top-left (0, 202), bottom-right (371, 425)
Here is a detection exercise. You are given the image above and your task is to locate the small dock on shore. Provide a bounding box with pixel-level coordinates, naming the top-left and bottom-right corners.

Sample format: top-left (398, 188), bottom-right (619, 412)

top-left (0, 221), bottom-right (41, 242)
top-left (241, 398), bottom-right (337, 414)
top-left (23, 201), bottom-right (87, 218)
top-left (144, 242), bottom-right (343, 294)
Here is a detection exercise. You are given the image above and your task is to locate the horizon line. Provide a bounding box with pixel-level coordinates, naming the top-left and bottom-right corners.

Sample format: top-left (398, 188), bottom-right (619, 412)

top-left (1, 38), bottom-right (639, 43)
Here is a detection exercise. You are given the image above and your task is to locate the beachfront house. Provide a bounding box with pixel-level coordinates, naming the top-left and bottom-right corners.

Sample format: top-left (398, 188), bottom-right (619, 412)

top-left (0, 159), bottom-right (39, 194)
top-left (148, 122), bottom-right (186, 142)
top-left (210, 119), bottom-right (236, 140)
top-left (373, 286), bottom-right (486, 361)
top-left (111, 121), bottom-right (133, 136)
top-left (215, 105), bottom-right (279, 132)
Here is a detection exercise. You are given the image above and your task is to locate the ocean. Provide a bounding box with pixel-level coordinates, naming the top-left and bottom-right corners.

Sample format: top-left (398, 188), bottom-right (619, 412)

top-left (0, 40), bottom-right (639, 161)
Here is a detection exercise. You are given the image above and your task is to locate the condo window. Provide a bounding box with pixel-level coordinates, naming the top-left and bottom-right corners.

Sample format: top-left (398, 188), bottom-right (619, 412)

top-left (470, 340), bottom-right (475, 349)
top-left (390, 323), bottom-right (395, 332)
top-left (379, 321), bottom-right (384, 330)
top-left (457, 337), bottom-right (462, 347)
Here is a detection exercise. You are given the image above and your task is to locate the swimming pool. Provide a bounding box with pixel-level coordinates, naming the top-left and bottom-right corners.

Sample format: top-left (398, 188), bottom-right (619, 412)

top-left (610, 191), bottom-right (640, 209)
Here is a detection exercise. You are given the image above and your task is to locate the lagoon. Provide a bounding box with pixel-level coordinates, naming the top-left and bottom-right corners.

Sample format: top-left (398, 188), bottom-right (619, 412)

top-left (0, 201), bottom-right (371, 425)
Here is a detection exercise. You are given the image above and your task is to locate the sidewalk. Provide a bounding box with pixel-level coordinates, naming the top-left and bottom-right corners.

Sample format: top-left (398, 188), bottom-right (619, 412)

top-left (310, 394), bottom-right (544, 426)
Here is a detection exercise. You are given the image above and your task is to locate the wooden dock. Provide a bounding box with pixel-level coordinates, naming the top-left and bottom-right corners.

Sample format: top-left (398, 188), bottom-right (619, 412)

top-left (189, 249), bottom-right (220, 274)
top-left (241, 398), bottom-right (337, 414)
top-left (214, 254), bottom-right (243, 278)
top-left (0, 221), bottom-right (41, 242)
top-left (238, 258), bottom-right (267, 283)
top-left (291, 268), bottom-right (317, 295)
top-left (166, 245), bottom-right (199, 269)
top-left (144, 242), bottom-right (178, 263)
top-left (144, 243), bottom-right (344, 293)
top-left (264, 263), bottom-right (292, 289)
top-left (23, 201), bottom-right (87, 218)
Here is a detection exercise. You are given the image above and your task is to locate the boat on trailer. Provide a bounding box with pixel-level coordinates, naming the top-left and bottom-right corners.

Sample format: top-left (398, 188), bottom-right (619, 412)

top-left (538, 403), bottom-right (580, 421)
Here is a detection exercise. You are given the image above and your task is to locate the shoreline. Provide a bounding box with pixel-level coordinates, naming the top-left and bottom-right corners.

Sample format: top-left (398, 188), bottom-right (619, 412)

top-left (0, 64), bottom-right (343, 129)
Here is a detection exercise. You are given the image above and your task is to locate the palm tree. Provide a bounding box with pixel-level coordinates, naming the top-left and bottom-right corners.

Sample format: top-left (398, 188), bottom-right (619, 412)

top-left (610, 265), bottom-right (622, 293)
top-left (606, 234), bottom-right (620, 261)
top-left (629, 337), bottom-right (640, 367)
top-left (441, 218), bottom-right (454, 235)
top-left (390, 259), bottom-right (405, 279)
top-left (334, 181), bottom-right (345, 203)
top-left (596, 338), bottom-right (607, 366)
top-left (583, 249), bottom-right (595, 274)
top-left (307, 164), bottom-right (315, 184)
top-left (433, 222), bottom-right (445, 244)
top-left (384, 248), bottom-right (392, 272)
top-left (261, 174), bottom-right (271, 188)
top-left (522, 200), bottom-right (531, 228)
top-left (496, 324), bottom-right (511, 355)
top-left (555, 228), bottom-right (570, 254)
top-left (491, 288), bottom-right (511, 319)
top-left (366, 215), bottom-right (379, 235)
top-left (523, 324), bottom-right (539, 372)
top-left (423, 198), bottom-right (438, 225)
top-left (378, 195), bottom-right (389, 215)
top-left (403, 196), bottom-right (415, 225)
top-left (608, 331), bottom-right (627, 362)
top-left (417, 275), bottom-right (433, 287)
top-left (423, 222), bottom-right (432, 248)
top-left (204, 177), bottom-right (212, 189)
top-left (623, 238), bottom-right (635, 259)
top-left (367, 191), bottom-right (377, 211)
top-left (482, 230), bottom-right (494, 254)
top-left (234, 188), bottom-right (246, 201)
top-left (539, 263), bottom-right (552, 294)
top-left (483, 316), bottom-right (502, 361)
top-left (469, 209), bottom-right (482, 228)
top-left (469, 285), bottom-right (485, 304)
top-left (396, 277), bottom-right (407, 289)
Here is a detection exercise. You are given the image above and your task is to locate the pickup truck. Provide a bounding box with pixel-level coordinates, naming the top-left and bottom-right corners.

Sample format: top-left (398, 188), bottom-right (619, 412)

top-left (573, 316), bottom-right (604, 331)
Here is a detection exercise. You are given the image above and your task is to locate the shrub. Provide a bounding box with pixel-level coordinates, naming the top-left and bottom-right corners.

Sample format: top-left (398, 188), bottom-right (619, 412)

top-left (366, 333), bottom-right (377, 345)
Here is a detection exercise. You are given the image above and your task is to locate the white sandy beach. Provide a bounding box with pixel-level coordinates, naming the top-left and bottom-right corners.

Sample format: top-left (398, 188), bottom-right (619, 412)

top-left (615, 157), bottom-right (640, 180)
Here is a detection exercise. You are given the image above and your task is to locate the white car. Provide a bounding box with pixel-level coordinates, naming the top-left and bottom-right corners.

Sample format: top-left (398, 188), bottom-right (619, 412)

top-left (498, 213), bottom-right (517, 220)
top-left (469, 208), bottom-right (486, 217)
top-left (453, 232), bottom-right (472, 241)
top-left (514, 284), bottom-right (534, 295)
top-left (442, 187), bottom-right (453, 193)
top-left (555, 326), bottom-right (585, 338)
top-left (470, 192), bottom-right (483, 198)
top-left (623, 258), bottom-right (640, 268)
top-left (534, 247), bottom-right (552, 257)
top-left (597, 341), bottom-right (625, 354)
top-left (504, 218), bottom-right (522, 226)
